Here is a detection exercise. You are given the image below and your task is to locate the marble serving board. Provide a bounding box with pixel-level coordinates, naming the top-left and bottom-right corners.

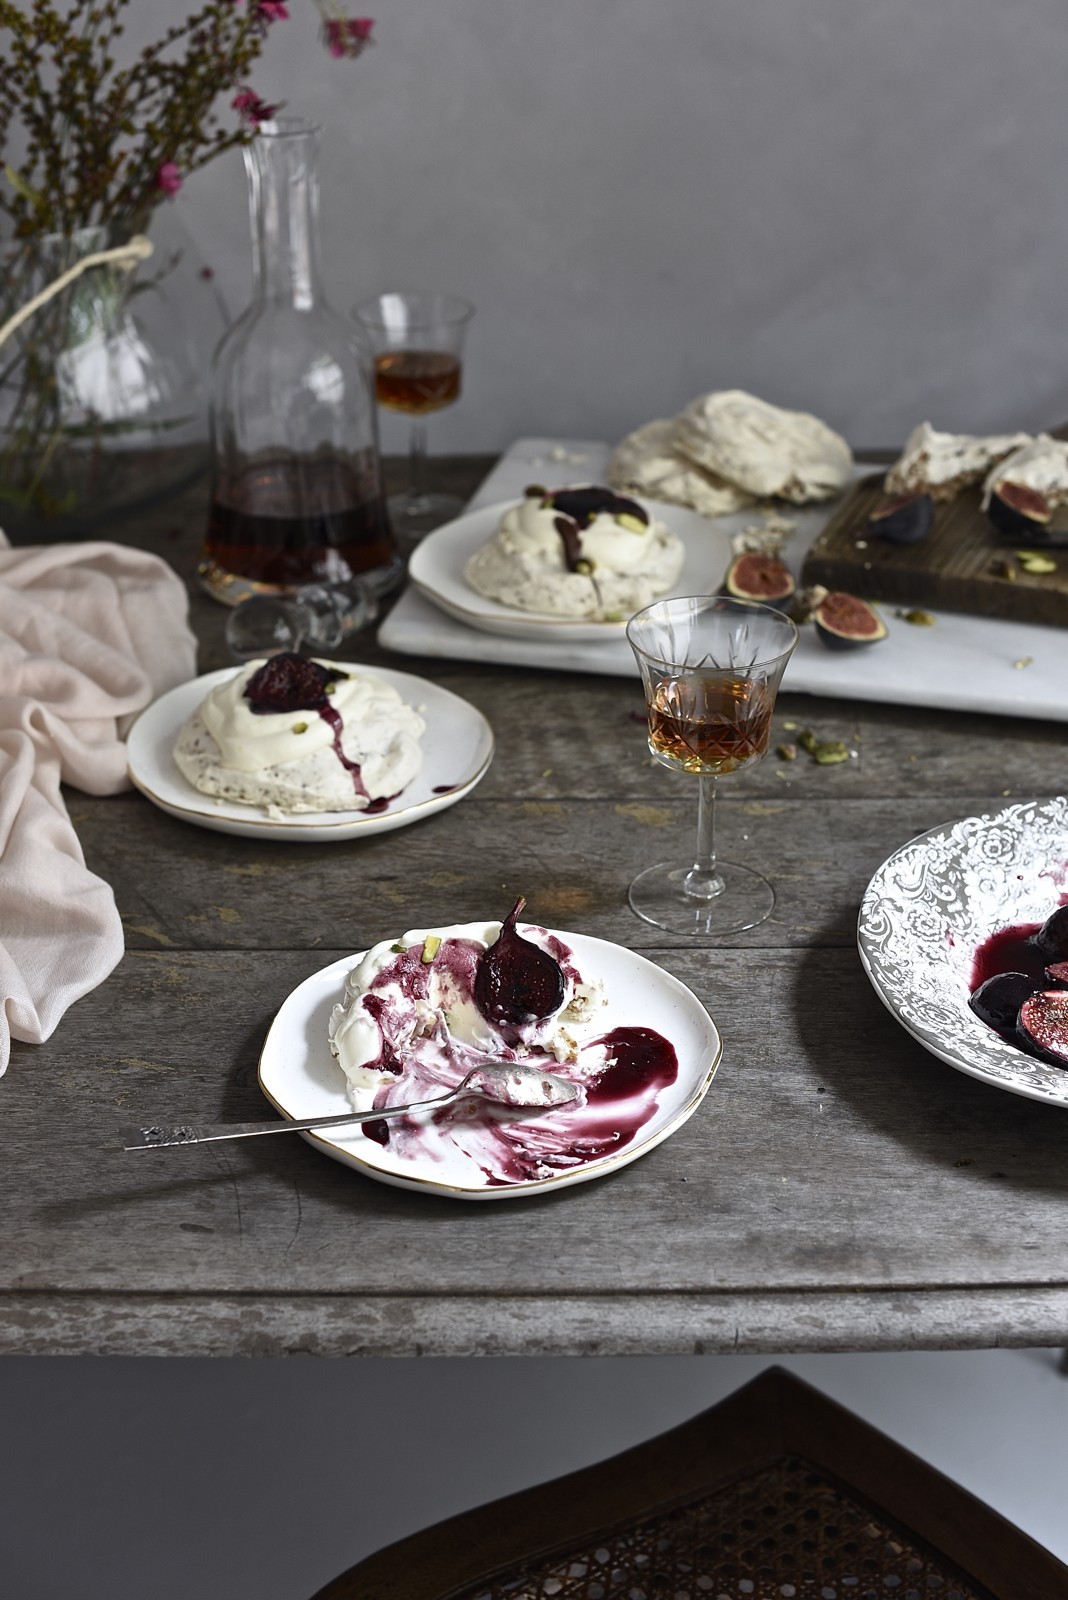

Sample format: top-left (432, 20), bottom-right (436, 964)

top-left (378, 437), bottom-right (1068, 723)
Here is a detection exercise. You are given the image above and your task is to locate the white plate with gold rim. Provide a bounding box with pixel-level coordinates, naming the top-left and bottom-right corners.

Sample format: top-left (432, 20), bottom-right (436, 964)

top-left (407, 496), bottom-right (732, 643)
top-left (258, 927), bottom-right (722, 1198)
top-left (126, 666), bottom-right (494, 842)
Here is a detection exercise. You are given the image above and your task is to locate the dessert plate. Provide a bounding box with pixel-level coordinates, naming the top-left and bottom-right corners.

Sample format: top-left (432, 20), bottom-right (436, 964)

top-left (126, 666), bottom-right (494, 842)
top-left (858, 795), bottom-right (1068, 1107)
top-left (408, 496), bottom-right (732, 642)
top-left (258, 930), bottom-right (722, 1198)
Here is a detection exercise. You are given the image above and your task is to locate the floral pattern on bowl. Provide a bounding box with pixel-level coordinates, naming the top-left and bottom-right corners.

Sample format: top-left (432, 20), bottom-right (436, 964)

top-left (857, 796), bottom-right (1068, 1106)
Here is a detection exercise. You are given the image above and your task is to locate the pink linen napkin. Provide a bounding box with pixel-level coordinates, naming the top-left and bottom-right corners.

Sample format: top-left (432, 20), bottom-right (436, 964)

top-left (0, 532), bottom-right (197, 1075)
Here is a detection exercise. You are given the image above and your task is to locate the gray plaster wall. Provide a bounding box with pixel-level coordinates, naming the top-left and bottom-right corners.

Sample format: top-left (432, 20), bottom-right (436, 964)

top-left (122, 0), bottom-right (1068, 456)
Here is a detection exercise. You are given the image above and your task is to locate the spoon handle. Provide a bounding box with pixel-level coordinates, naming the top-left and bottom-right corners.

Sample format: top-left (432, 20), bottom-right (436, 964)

top-left (120, 1088), bottom-right (462, 1150)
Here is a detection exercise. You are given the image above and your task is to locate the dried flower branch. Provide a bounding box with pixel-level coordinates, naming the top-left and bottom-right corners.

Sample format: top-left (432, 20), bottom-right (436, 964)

top-left (0, 1), bottom-right (377, 242)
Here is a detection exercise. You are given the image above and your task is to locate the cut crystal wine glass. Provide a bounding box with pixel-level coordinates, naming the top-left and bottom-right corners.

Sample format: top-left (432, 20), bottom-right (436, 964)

top-left (627, 595), bottom-right (798, 937)
top-left (353, 290), bottom-right (474, 546)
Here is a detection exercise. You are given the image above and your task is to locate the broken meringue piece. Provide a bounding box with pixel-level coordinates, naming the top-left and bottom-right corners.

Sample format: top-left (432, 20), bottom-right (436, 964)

top-left (607, 417), bottom-right (755, 518)
top-left (672, 390), bottom-right (853, 504)
top-left (885, 422), bottom-right (1032, 503)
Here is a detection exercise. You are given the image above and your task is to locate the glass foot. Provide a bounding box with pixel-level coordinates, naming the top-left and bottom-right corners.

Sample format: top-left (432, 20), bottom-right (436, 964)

top-left (628, 860), bottom-right (775, 937)
top-left (387, 489), bottom-right (466, 547)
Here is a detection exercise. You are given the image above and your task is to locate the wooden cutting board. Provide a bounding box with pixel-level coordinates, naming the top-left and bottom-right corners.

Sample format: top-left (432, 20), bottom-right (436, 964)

top-left (802, 471), bottom-right (1068, 627)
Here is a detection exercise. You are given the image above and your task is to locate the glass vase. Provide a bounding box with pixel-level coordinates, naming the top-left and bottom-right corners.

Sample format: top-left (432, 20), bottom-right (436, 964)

top-left (0, 212), bottom-right (224, 539)
top-left (200, 118), bottom-right (400, 605)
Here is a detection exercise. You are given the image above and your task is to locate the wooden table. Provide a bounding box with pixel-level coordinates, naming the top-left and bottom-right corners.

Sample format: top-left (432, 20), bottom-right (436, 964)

top-left (4, 456), bottom-right (1067, 1358)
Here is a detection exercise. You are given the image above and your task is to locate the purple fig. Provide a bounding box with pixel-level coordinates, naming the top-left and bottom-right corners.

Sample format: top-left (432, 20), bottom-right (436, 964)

top-left (968, 972), bottom-right (1037, 1033)
top-left (1017, 990), bottom-right (1068, 1068)
top-left (1030, 906), bottom-right (1068, 962)
top-left (1046, 962), bottom-right (1068, 987)
top-left (474, 897), bottom-right (565, 1030)
top-left (244, 653), bottom-right (345, 714)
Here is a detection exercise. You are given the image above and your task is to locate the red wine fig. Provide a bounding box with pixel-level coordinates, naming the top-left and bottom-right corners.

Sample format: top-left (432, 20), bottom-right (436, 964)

top-left (1017, 990), bottom-right (1068, 1068)
top-left (474, 897), bottom-right (565, 1030)
top-left (968, 971), bottom-right (1037, 1033)
top-left (244, 652), bottom-right (345, 714)
top-left (1030, 905), bottom-right (1068, 962)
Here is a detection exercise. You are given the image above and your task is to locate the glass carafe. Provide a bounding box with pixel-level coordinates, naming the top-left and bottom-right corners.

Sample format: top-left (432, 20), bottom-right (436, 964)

top-left (200, 118), bottom-right (400, 604)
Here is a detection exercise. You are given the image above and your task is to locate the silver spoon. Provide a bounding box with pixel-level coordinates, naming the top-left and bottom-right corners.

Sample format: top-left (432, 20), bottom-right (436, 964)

top-left (120, 1061), bottom-right (582, 1150)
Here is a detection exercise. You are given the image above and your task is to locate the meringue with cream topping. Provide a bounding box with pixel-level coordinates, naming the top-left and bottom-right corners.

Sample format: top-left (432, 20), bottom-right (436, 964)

top-left (174, 654), bottom-right (424, 815)
top-left (464, 485), bottom-right (684, 620)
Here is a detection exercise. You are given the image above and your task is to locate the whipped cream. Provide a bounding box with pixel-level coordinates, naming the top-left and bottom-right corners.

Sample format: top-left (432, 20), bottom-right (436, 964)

top-left (886, 422), bottom-right (1032, 502)
top-left (673, 390), bottom-right (853, 503)
top-left (464, 487), bottom-right (684, 620)
top-left (981, 434), bottom-right (1068, 509)
top-left (174, 658), bottom-right (425, 815)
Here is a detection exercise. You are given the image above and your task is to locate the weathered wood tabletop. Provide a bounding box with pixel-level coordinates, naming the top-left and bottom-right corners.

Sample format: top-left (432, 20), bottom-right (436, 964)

top-left (4, 455), bottom-right (1067, 1358)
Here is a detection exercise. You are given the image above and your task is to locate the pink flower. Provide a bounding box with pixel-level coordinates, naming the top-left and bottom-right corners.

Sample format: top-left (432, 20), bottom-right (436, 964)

top-left (258, 1), bottom-right (289, 19)
top-left (323, 16), bottom-right (374, 59)
top-left (155, 161), bottom-right (182, 199)
top-left (232, 86), bottom-right (278, 124)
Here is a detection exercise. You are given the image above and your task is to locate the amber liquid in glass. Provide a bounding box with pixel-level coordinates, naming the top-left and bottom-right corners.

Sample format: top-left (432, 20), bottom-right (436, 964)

top-left (374, 350), bottom-right (462, 414)
top-left (204, 454), bottom-right (395, 590)
top-left (647, 674), bottom-right (773, 775)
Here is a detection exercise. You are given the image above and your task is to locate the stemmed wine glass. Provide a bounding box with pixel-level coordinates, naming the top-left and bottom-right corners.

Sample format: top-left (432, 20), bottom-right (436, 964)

top-left (626, 596), bottom-right (799, 937)
top-left (353, 291), bottom-right (474, 545)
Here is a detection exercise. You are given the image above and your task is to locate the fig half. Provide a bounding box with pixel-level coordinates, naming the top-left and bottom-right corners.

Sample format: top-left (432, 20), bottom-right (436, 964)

top-left (722, 552), bottom-right (796, 608)
top-left (986, 482), bottom-right (1068, 546)
top-left (868, 491), bottom-right (935, 545)
top-left (968, 971), bottom-right (1037, 1033)
top-left (1017, 990), bottom-right (1068, 1068)
top-left (814, 591), bottom-right (888, 650)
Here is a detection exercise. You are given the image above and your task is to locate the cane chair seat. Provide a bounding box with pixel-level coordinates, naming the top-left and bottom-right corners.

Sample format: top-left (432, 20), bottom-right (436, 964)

top-left (310, 1367), bottom-right (1066, 1600)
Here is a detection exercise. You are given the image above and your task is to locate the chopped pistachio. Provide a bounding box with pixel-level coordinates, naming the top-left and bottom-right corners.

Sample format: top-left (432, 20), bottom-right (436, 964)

top-left (421, 935), bottom-right (442, 963)
top-left (602, 610), bottom-right (625, 623)
top-left (813, 740), bottom-right (850, 765)
top-left (390, 942), bottom-right (407, 954)
top-left (1013, 656), bottom-right (1034, 670)
top-left (777, 742), bottom-right (798, 762)
top-left (896, 608), bottom-right (937, 626)
top-left (1016, 552), bottom-right (1057, 575)
top-left (575, 558), bottom-right (595, 575)
top-left (782, 719), bottom-right (799, 731)
top-left (617, 512), bottom-right (648, 534)
top-left (292, 720), bottom-right (309, 734)
top-left (798, 729), bottom-right (819, 755)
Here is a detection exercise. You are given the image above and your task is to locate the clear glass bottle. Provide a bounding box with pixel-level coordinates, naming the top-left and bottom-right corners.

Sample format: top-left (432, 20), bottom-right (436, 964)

top-left (199, 118), bottom-right (400, 604)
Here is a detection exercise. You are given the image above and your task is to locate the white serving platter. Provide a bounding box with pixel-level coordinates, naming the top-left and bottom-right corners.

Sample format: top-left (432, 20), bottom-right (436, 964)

top-left (379, 437), bottom-right (1068, 722)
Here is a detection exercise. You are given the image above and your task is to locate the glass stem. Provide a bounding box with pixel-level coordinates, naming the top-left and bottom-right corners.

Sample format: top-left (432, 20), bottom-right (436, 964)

top-left (684, 774), bottom-right (724, 900)
top-left (407, 419), bottom-right (428, 510)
